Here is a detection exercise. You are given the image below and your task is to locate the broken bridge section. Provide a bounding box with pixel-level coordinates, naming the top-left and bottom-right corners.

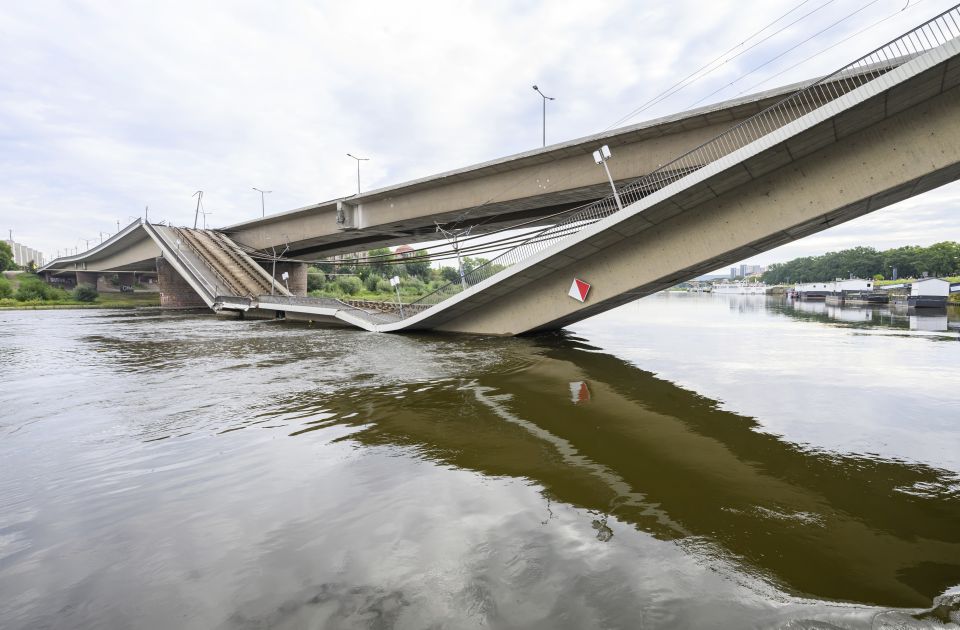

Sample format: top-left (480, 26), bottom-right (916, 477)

top-left (145, 224), bottom-right (292, 311)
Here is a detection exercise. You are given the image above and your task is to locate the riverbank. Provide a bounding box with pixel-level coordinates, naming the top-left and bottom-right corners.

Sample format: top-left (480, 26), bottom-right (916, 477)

top-left (0, 292), bottom-right (159, 310)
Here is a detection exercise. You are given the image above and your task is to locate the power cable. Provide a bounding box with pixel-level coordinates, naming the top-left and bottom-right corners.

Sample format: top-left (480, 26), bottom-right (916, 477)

top-left (605, 0), bottom-right (834, 130)
top-left (686, 0), bottom-right (884, 109)
top-left (732, 0), bottom-right (927, 96)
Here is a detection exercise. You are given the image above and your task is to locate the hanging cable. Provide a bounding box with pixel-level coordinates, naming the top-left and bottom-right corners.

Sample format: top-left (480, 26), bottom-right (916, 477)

top-left (605, 0), bottom-right (834, 130)
top-left (686, 0), bottom-right (884, 109)
top-left (732, 0), bottom-right (927, 97)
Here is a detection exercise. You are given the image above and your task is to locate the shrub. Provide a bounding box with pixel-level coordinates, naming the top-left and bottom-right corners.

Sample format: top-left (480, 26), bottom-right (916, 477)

top-left (375, 278), bottom-right (394, 294)
top-left (335, 276), bottom-right (362, 296)
top-left (15, 277), bottom-right (66, 301)
top-left (306, 269), bottom-right (325, 292)
top-left (364, 274), bottom-right (382, 292)
top-left (0, 277), bottom-right (11, 299)
top-left (73, 284), bottom-right (99, 302)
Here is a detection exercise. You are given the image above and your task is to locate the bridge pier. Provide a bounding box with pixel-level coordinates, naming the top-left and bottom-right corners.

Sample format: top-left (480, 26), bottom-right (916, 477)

top-left (260, 261), bottom-right (307, 296)
top-left (75, 271), bottom-right (98, 288)
top-left (156, 257), bottom-right (207, 309)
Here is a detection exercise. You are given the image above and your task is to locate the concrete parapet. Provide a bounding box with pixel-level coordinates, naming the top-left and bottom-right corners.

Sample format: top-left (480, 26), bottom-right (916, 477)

top-left (157, 257), bottom-right (207, 309)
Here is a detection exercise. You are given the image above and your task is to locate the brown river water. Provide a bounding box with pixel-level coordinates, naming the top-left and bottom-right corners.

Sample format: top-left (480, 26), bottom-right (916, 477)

top-left (1, 293), bottom-right (958, 629)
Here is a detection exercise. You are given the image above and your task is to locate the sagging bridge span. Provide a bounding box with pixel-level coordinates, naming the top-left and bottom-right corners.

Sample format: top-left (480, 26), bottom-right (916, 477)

top-left (40, 9), bottom-right (960, 335)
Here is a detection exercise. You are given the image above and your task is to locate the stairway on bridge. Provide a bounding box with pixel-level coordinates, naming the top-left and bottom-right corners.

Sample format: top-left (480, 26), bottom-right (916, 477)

top-left (147, 224), bottom-right (290, 308)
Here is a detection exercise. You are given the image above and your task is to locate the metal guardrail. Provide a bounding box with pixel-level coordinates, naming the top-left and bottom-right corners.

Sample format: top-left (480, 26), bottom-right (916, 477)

top-left (170, 227), bottom-right (241, 297)
top-left (404, 6), bottom-right (960, 313)
top-left (147, 224), bottom-right (220, 300)
top-left (259, 294), bottom-right (403, 325)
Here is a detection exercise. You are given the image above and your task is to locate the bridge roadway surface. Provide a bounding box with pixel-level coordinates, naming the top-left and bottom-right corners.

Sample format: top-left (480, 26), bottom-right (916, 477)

top-left (39, 10), bottom-right (960, 335)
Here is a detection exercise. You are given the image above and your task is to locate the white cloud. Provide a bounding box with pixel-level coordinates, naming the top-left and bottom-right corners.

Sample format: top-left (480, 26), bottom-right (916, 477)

top-left (0, 0), bottom-right (957, 260)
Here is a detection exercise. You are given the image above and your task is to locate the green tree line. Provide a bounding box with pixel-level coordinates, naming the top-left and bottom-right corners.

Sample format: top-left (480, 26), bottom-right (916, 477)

top-left (762, 242), bottom-right (960, 284)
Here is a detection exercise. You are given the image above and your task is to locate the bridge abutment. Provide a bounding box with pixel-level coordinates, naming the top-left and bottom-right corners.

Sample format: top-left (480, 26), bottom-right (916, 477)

top-left (157, 257), bottom-right (207, 309)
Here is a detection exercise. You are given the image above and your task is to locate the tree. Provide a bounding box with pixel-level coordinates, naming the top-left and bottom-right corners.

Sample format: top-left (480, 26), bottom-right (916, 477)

top-left (0, 241), bottom-right (14, 271)
top-left (400, 249), bottom-right (431, 279)
top-left (761, 242), bottom-right (960, 284)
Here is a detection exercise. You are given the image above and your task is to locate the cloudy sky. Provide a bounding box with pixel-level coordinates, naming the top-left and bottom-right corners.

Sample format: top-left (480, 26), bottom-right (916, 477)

top-left (1, 0), bottom-right (957, 266)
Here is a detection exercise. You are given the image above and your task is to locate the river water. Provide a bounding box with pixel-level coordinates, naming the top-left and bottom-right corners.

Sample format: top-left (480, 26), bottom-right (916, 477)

top-left (1, 294), bottom-right (958, 629)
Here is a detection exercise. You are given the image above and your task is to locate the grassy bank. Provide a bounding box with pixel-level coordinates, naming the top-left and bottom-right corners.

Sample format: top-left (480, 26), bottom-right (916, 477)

top-left (0, 292), bottom-right (160, 310)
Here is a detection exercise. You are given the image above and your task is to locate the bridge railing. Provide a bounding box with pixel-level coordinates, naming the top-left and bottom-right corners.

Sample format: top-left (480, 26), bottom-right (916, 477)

top-left (406, 6), bottom-right (960, 313)
top-left (146, 223), bottom-right (219, 300)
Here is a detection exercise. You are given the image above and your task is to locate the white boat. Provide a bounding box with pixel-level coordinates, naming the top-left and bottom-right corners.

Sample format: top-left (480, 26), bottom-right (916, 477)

top-left (712, 281), bottom-right (768, 294)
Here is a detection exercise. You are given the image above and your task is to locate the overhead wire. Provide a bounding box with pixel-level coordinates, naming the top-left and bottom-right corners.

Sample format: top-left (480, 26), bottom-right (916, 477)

top-left (731, 0), bottom-right (927, 96)
top-left (685, 0), bottom-right (885, 109)
top-left (604, 0), bottom-right (833, 130)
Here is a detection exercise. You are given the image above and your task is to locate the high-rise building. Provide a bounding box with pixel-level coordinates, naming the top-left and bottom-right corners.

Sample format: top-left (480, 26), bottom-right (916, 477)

top-left (729, 267), bottom-right (737, 279)
top-left (4, 239), bottom-right (45, 267)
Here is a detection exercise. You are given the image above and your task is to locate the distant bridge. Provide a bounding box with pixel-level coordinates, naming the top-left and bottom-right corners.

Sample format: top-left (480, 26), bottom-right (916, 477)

top-left (41, 8), bottom-right (960, 334)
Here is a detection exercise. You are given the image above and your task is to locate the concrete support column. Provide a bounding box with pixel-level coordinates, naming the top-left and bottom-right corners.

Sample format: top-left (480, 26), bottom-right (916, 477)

top-left (75, 271), bottom-right (98, 288)
top-left (259, 261), bottom-right (308, 296)
top-left (156, 257), bottom-right (207, 309)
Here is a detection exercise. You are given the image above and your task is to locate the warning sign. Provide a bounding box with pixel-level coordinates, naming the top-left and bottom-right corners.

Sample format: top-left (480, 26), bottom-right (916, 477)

top-left (568, 278), bottom-right (590, 302)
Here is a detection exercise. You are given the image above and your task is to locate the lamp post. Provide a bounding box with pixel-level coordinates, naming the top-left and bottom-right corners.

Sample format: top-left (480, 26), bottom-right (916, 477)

top-left (252, 187), bottom-right (271, 217)
top-left (192, 190), bottom-right (203, 229)
top-left (592, 145), bottom-right (624, 211)
top-left (532, 85), bottom-right (555, 147)
top-left (346, 154), bottom-right (369, 194)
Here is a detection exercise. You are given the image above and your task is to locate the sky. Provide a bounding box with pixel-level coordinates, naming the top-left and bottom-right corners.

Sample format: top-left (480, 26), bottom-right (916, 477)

top-left (0, 0), bottom-right (957, 267)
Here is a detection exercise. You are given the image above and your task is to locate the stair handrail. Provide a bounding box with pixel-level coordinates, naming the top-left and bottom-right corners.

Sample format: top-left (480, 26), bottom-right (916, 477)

top-left (147, 224), bottom-right (219, 299)
top-left (170, 227), bottom-right (243, 297)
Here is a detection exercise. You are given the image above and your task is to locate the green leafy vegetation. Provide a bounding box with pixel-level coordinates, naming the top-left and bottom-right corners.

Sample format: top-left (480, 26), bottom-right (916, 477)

top-left (763, 242), bottom-right (960, 284)
top-left (14, 276), bottom-right (70, 301)
top-left (72, 284), bottom-right (99, 302)
top-left (0, 242), bottom-right (15, 271)
top-left (0, 274), bottom-right (158, 309)
top-left (307, 249), bottom-right (506, 302)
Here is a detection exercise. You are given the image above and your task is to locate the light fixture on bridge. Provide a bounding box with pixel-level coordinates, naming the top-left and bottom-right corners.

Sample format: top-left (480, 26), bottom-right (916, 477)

top-left (346, 153), bottom-right (369, 195)
top-left (253, 187), bottom-right (272, 218)
top-left (532, 85), bottom-right (555, 148)
top-left (592, 144), bottom-right (624, 212)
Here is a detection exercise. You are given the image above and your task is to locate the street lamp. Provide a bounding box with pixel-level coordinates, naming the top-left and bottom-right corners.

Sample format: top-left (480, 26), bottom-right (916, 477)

top-left (252, 187), bottom-right (272, 217)
top-left (592, 145), bottom-right (624, 211)
top-left (532, 85), bottom-right (555, 148)
top-left (346, 154), bottom-right (369, 195)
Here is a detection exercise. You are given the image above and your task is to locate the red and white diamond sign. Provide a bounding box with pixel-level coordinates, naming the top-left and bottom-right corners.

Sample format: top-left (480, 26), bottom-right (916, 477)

top-left (568, 278), bottom-right (591, 302)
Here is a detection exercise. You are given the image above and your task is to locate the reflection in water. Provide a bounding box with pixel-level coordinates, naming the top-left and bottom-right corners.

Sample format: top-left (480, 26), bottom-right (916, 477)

top-left (777, 296), bottom-right (959, 333)
top-left (0, 305), bottom-right (959, 629)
